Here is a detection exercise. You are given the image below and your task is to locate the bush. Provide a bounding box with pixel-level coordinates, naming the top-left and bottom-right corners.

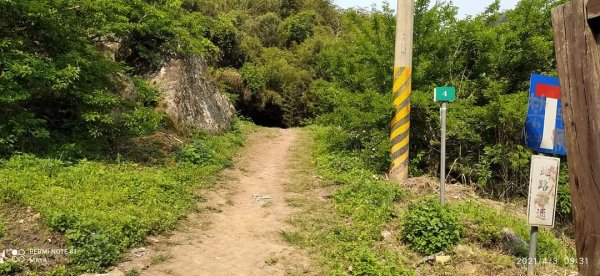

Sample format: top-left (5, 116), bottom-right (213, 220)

top-left (401, 198), bottom-right (463, 255)
top-left (66, 226), bottom-right (122, 272)
top-left (556, 183), bottom-right (572, 220)
top-left (176, 140), bottom-right (216, 165)
top-left (121, 107), bottom-right (165, 137)
top-left (313, 81), bottom-right (393, 172)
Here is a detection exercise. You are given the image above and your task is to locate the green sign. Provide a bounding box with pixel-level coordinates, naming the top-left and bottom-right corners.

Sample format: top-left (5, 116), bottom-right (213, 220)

top-left (434, 87), bottom-right (456, 102)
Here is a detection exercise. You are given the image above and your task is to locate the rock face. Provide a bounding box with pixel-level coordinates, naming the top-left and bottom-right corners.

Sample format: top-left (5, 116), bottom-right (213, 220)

top-left (150, 56), bottom-right (234, 133)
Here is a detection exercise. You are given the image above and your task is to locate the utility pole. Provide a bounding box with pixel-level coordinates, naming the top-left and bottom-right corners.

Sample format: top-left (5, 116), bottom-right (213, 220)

top-left (552, 0), bottom-right (600, 274)
top-left (390, 0), bottom-right (415, 183)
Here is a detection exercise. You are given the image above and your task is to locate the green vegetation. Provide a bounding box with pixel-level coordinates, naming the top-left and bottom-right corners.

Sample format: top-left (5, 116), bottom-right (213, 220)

top-left (287, 127), bottom-right (413, 275)
top-left (309, 0), bottom-right (570, 201)
top-left (0, 0), bottom-right (217, 157)
top-left (189, 0), bottom-right (572, 212)
top-left (289, 127), bottom-right (575, 275)
top-left (0, 0), bottom-right (580, 273)
top-left (0, 0), bottom-right (572, 203)
top-left (0, 261), bottom-right (22, 275)
top-left (0, 122), bottom-right (251, 273)
top-left (401, 198), bottom-right (463, 255)
top-left (124, 269), bottom-right (141, 276)
top-left (456, 201), bottom-right (575, 267)
top-left (0, 214), bottom-right (5, 238)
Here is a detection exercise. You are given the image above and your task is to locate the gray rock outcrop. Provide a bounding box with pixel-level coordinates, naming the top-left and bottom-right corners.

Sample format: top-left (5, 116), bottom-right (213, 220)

top-left (150, 56), bottom-right (234, 133)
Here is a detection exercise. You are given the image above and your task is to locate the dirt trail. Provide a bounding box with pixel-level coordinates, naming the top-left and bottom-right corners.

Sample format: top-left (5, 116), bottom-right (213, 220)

top-left (118, 128), bottom-right (312, 276)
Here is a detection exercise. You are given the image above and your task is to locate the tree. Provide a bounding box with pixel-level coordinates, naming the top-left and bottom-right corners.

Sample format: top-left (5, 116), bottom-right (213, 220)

top-left (0, 0), bottom-right (216, 155)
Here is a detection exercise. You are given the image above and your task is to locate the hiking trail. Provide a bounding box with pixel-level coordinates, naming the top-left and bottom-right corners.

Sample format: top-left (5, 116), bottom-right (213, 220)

top-left (117, 128), bottom-right (313, 275)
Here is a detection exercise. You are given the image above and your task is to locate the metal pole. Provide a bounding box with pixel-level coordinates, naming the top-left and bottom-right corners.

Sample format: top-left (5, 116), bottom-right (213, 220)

top-left (389, 0), bottom-right (415, 184)
top-left (528, 226), bottom-right (539, 276)
top-left (440, 102), bottom-right (447, 205)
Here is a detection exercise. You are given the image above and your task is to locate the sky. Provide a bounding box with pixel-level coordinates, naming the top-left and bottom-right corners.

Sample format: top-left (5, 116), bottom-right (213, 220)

top-left (333, 0), bottom-right (521, 18)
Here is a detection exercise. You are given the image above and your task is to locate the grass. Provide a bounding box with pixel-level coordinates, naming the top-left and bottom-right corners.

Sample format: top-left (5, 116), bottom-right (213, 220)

top-left (284, 127), bottom-right (414, 275)
top-left (284, 126), bottom-right (576, 275)
top-left (0, 214), bottom-right (5, 238)
top-left (455, 200), bottom-right (576, 268)
top-left (265, 256), bottom-right (279, 266)
top-left (151, 253), bottom-right (171, 265)
top-left (0, 121), bottom-right (255, 273)
top-left (124, 269), bottom-right (141, 276)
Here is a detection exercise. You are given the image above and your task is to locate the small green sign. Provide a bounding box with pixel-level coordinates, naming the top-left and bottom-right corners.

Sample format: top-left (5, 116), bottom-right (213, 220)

top-left (434, 87), bottom-right (456, 102)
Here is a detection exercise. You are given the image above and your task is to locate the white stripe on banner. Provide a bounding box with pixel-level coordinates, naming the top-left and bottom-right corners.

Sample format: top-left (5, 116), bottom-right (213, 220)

top-left (541, 98), bottom-right (558, 150)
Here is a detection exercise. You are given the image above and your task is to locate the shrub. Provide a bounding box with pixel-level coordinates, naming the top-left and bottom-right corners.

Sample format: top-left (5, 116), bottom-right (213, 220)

top-left (401, 198), bottom-right (463, 255)
top-left (556, 183), bottom-right (572, 220)
top-left (121, 107), bottom-right (165, 136)
top-left (66, 227), bottom-right (122, 272)
top-left (49, 212), bottom-right (80, 233)
top-left (313, 81), bottom-right (394, 172)
top-left (0, 0), bottom-right (216, 155)
top-left (176, 140), bottom-right (216, 165)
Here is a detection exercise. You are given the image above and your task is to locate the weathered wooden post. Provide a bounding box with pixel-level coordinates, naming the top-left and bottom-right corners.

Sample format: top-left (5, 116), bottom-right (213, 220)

top-left (552, 0), bottom-right (600, 274)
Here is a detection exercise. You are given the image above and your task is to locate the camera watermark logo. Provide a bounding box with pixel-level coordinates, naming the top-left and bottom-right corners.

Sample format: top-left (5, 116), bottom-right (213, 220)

top-left (0, 248), bottom-right (76, 264)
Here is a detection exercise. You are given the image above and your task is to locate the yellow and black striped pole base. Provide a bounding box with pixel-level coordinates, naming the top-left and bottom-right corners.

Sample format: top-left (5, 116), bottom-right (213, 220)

top-left (389, 66), bottom-right (411, 182)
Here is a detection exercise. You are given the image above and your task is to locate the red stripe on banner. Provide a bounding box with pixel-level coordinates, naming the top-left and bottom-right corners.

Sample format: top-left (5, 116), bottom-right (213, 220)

top-left (535, 83), bottom-right (560, 99)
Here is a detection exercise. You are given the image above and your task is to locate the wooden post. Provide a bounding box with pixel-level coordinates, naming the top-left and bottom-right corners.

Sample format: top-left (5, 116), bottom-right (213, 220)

top-left (552, 0), bottom-right (600, 274)
top-left (389, 0), bottom-right (414, 183)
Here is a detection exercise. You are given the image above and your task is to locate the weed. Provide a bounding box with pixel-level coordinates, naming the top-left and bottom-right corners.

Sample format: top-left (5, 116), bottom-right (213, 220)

top-left (125, 269), bottom-right (141, 276)
top-left (45, 265), bottom-right (71, 276)
top-left (281, 230), bottom-right (303, 245)
top-left (283, 127), bottom-right (414, 275)
top-left (454, 200), bottom-right (575, 268)
top-left (151, 253), bottom-right (171, 265)
top-left (265, 256), bottom-right (279, 266)
top-left (284, 197), bottom-right (304, 208)
top-left (401, 198), bottom-right (463, 255)
top-left (0, 262), bottom-right (22, 275)
top-left (205, 206), bottom-right (223, 213)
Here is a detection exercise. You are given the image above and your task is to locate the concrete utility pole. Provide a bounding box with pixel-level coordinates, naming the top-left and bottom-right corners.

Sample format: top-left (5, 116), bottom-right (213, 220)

top-left (552, 0), bottom-right (600, 274)
top-left (390, 0), bottom-right (415, 183)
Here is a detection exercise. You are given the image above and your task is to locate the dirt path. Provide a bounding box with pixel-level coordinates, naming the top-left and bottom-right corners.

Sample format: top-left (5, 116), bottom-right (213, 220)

top-left (117, 128), bottom-right (312, 276)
